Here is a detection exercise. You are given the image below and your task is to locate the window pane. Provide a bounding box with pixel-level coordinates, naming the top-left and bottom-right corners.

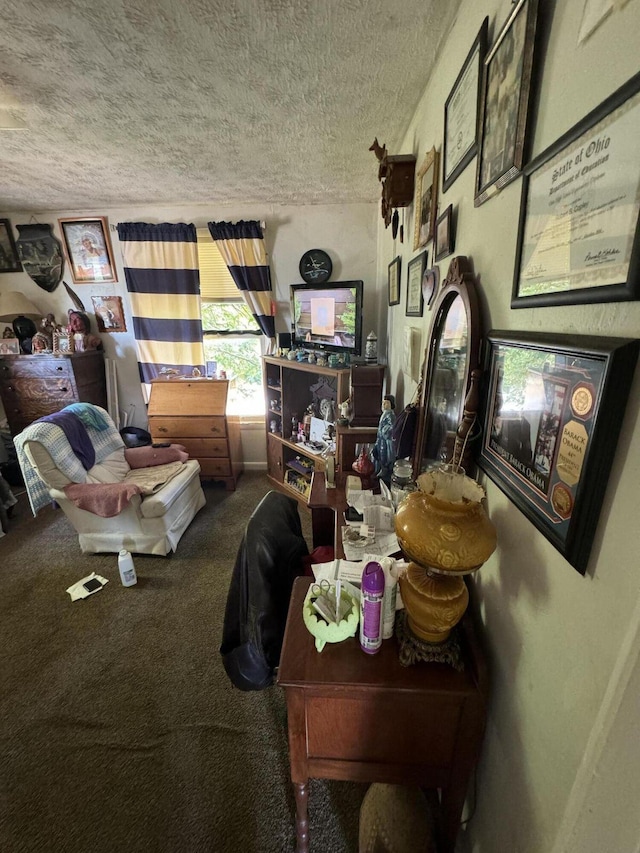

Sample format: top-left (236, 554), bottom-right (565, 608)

top-left (201, 300), bottom-right (259, 331)
top-left (203, 336), bottom-right (264, 416)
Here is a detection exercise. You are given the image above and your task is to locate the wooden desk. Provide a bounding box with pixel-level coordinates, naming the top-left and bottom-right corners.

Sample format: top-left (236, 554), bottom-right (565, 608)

top-left (277, 577), bottom-right (488, 853)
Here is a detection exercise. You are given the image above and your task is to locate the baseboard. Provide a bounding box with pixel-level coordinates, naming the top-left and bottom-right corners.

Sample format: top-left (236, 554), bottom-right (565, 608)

top-left (243, 462), bottom-right (268, 471)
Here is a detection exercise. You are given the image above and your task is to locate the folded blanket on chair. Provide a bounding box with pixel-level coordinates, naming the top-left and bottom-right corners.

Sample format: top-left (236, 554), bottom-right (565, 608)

top-left (125, 444), bottom-right (188, 469)
top-left (123, 461), bottom-right (185, 494)
top-left (64, 482), bottom-right (144, 517)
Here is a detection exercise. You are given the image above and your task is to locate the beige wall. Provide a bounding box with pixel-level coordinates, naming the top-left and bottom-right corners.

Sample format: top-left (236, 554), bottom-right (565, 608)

top-left (378, 1), bottom-right (640, 851)
top-left (0, 202), bottom-right (377, 467)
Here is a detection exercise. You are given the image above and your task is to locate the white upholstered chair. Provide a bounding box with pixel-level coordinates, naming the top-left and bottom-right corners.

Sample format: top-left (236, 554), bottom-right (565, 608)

top-left (14, 404), bottom-right (206, 555)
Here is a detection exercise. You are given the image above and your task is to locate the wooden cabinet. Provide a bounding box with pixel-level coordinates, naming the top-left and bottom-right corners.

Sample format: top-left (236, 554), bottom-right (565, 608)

top-left (148, 378), bottom-right (243, 490)
top-left (263, 356), bottom-right (352, 501)
top-left (0, 351), bottom-right (107, 435)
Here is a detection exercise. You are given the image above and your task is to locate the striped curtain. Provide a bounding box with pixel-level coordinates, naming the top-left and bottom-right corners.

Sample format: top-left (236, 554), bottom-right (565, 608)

top-left (117, 222), bottom-right (205, 401)
top-left (207, 220), bottom-right (275, 340)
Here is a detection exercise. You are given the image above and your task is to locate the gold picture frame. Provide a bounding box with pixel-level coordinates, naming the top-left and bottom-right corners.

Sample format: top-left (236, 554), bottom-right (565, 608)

top-left (53, 331), bottom-right (73, 354)
top-left (413, 147), bottom-right (439, 251)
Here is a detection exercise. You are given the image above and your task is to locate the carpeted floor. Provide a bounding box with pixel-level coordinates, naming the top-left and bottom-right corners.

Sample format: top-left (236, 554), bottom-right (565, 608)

top-left (0, 472), bottom-right (366, 853)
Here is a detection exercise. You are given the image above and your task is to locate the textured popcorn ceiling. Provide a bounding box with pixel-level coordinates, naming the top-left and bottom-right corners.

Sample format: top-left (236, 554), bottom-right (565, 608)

top-left (0, 0), bottom-right (462, 212)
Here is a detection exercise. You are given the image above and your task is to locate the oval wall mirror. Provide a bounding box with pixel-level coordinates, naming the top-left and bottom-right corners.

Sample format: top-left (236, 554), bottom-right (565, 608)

top-left (412, 256), bottom-right (482, 476)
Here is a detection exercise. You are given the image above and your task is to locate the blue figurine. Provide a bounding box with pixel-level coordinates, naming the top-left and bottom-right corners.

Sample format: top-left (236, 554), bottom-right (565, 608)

top-left (371, 395), bottom-right (396, 485)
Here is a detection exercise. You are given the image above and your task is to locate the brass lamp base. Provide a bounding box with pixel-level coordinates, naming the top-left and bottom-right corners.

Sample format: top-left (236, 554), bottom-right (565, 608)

top-left (398, 563), bottom-right (469, 644)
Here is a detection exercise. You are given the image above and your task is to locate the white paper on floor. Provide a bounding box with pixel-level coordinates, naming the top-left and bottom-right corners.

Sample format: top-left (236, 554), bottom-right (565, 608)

top-left (67, 571), bottom-right (109, 601)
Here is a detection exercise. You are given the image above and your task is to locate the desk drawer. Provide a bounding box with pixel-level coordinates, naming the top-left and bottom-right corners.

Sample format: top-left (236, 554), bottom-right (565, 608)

top-left (306, 695), bottom-right (461, 767)
top-left (174, 438), bottom-right (229, 458)
top-left (149, 416), bottom-right (227, 439)
top-left (198, 458), bottom-right (232, 477)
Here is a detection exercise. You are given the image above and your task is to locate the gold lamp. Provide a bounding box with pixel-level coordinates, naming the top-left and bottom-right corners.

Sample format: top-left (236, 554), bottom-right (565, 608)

top-left (395, 464), bottom-right (497, 643)
top-left (0, 291), bottom-right (41, 344)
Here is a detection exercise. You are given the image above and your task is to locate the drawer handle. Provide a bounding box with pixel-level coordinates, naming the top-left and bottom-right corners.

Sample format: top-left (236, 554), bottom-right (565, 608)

top-left (56, 366), bottom-right (64, 372)
top-left (158, 427), bottom-right (168, 433)
top-left (60, 386), bottom-right (68, 393)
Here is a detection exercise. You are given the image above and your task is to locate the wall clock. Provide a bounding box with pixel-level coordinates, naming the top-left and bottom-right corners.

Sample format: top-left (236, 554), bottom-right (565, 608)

top-left (299, 249), bottom-right (332, 283)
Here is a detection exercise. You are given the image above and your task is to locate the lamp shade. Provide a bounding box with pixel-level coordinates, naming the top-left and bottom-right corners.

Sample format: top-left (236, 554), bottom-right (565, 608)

top-left (0, 291), bottom-right (41, 322)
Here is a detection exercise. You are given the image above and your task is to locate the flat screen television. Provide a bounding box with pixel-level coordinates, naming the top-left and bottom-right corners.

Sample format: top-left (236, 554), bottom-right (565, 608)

top-left (290, 280), bottom-right (363, 356)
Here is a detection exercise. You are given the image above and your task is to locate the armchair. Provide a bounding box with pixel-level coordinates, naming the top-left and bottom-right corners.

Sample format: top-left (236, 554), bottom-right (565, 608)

top-left (14, 404), bottom-right (206, 555)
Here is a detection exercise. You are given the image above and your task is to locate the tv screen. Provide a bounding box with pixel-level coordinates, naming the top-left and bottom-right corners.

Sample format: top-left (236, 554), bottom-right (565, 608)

top-left (290, 281), bottom-right (363, 355)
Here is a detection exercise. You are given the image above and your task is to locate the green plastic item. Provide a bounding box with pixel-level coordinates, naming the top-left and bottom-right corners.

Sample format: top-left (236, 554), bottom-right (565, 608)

top-left (302, 586), bottom-right (359, 652)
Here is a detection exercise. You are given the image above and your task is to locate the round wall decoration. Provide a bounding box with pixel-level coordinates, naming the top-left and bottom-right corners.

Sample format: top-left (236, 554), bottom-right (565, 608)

top-left (299, 249), bottom-right (332, 283)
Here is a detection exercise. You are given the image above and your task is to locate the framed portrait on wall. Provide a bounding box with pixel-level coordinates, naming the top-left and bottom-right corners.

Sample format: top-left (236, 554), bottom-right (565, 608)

top-left (58, 216), bottom-right (117, 284)
top-left (475, 0), bottom-right (540, 206)
top-left (413, 148), bottom-right (439, 250)
top-left (92, 295), bottom-right (127, 332)
top-left (0, 219), bottom-right (22, 273)
top-left (435, 205), bottom-right (454, 262)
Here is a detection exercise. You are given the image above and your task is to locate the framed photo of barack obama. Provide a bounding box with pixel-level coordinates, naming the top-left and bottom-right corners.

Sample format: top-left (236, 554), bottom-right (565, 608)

top-left (478, 330), bottom-right (639, 575)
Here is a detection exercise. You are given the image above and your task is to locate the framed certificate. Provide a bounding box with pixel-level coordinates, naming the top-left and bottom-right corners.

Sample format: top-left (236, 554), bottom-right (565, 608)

top-left (443, 18), bottom-right (488, 193)
top-left (513, 71), bottom-right (640, 307)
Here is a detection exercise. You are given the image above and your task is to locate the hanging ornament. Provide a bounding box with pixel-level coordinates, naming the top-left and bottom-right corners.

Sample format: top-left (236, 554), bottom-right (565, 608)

top-left (15, 223), bottom-right (64, 291)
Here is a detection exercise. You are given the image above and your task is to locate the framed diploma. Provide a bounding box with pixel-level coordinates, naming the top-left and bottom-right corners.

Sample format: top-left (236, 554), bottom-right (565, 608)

top-left (478, 331), bottom-right (639, 575)
top-left (443, 17), bottom-right (488, 193)
top-left (513, 71), bottom-right (640, 307)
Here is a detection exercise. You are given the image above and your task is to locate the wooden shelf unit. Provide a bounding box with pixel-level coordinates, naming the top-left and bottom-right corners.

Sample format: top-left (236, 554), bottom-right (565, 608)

top-left (263, 356), bottom-right (351, 502)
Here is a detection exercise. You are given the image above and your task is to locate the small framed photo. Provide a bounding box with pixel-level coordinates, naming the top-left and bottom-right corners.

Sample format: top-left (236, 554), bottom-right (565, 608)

top-left (0, 338), bottom-right (21, 355)
top-left (388, 256), bottom-right (401, 306)
top-left (475, 0), bottom-right (540, 206)
top-left (0, 219), bottom-right (22, 273)
top-left (413, 147), bottom-right (439, 250)
top-left (406, 252), bottom-right (427, 317)
top-left (435, 205), bottom-right (454, 262)
top-left (53, 331), bottom-right (73, 354)
top-left (92, 295), bottom-right (127, 332)
top-left (58, 216), bottom-right (117, 284)
top-left (479, 330), bottom-right (640, 574)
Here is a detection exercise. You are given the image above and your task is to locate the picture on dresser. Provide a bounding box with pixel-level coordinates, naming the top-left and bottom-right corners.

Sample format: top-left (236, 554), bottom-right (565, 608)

top-left (0, 339), bottom-right (20, 355)
top-left (58, 217), bottom-right (117, 284)
top-left (53, 331), bottom-right (73, 354)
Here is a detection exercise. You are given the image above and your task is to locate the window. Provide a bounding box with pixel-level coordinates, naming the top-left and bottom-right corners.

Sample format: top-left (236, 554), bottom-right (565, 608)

top-left (197, 228), bottom-right (264, 416)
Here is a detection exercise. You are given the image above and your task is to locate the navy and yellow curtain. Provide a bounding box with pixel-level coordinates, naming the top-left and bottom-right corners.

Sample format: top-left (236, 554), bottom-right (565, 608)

top-left (116, 222), bottom-right (205, 400)
top-left (207, 220), bottom-right (275, 340)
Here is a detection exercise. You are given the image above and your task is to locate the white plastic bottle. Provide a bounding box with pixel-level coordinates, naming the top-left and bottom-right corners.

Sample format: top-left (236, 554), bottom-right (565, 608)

top-left (118, 549), bottom-right (137, 587)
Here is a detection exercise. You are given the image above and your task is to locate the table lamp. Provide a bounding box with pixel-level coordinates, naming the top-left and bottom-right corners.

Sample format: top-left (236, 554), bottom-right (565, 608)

top-left (395, 464), bottom-right (497, 643)
top-left (0, 291), bottom-right (41, 344)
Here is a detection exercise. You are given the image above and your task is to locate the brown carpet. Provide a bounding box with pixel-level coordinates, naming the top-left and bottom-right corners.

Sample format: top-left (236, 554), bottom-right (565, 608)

top-left (0, 472), bottom-right (365, 853)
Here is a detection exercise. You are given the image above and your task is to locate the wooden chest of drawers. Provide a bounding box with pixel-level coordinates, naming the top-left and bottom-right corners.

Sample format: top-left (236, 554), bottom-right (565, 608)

top-left (0, 351), bottom-right (107, 435)
top-left (148, 379), bottom-right (243, 490)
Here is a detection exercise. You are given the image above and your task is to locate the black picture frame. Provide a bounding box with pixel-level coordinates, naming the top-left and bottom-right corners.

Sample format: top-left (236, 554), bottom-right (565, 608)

top-left (512, 71), bottom-right (640, 308)
top-left (478, 330), bottom-right (640, 575)
top-left (443, 17), bottom-right (488, 193)
top-left (388, 256), bottom-right (401, 306)
top-left (435, 205), bottom-right (454, 262)
top-left (406, 252), bottom-right (427, 317)
top-left (475, 0), bottom-right (540, 206)
top-left (0, 219), bottom-right (22, 273)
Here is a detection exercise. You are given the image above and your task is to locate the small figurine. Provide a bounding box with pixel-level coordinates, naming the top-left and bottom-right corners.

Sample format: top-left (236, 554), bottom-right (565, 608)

top-left (66, 309), bottom-right (102, 351)
top-left (337, 398), bottom-right (352, 426)
top-left (371, 395), bottom-right (396, 485)
top-left (3, 326), bottom-right (15, 339)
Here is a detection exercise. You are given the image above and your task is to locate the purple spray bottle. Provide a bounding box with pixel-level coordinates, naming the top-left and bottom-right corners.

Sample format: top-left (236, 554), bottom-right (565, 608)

top-left (360, 560), bottom-right (385, 654)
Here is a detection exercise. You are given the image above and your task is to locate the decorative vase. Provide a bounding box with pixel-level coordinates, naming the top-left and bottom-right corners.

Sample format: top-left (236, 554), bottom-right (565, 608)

top-left (15, 223), bottom-right (64, 292)
top-left (352, 445), bottom-right (375, 489)
top-left (395, 465), bottom-right (497, 642)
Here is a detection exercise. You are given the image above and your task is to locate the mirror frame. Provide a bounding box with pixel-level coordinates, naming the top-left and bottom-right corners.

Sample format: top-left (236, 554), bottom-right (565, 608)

top-left (412, 255), bottom-right (483, 477)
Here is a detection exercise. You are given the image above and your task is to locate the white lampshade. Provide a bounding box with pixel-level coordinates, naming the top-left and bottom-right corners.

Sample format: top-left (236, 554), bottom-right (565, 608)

top-left (0, 291), bottom-right (42, 322)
